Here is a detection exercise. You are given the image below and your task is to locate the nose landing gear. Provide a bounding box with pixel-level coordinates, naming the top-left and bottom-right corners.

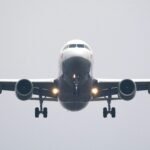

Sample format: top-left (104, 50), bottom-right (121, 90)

top-left (72, 74), bottom-right (80, 96)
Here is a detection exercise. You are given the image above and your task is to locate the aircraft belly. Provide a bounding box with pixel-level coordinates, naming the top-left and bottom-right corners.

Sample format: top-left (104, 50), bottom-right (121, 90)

top-left (60, 101), bottom-right (88, 111)
top-left (59, 83), bottom-right (91, 111)
top-left (58, 56), bottom-right (92, 111)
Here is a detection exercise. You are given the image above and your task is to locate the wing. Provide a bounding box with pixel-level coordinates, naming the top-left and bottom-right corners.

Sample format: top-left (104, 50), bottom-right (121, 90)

top-left (0, 79), bottom-right (58, 101)
top-left (92, 79), bottom-right (150, 101)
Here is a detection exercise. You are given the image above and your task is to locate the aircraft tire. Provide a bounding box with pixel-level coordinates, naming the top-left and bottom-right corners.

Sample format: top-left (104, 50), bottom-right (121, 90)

top-left (43, 107), bottom-right (48, 118)
top-left (35, 107), bottom-right (40, 118)
top-left (103, 107), bottom-right (108, 118)
top-left (111, 107), bottom-right (116, 118)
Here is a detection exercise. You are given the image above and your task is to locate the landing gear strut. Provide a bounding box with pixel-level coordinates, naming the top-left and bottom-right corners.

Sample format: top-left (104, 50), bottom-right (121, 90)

top-left (103, 89), bottom-right (116, 118)
top-left (35, 91), bottom-right (48, 118)
top-left (73, 74), bottom-right (80, 96)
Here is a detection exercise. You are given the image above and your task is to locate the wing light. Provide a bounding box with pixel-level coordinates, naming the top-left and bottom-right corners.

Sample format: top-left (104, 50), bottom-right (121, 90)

top-left (91, 87), bottom-right (99, 96)
top-left (52, 87), bottom-right (59, 95)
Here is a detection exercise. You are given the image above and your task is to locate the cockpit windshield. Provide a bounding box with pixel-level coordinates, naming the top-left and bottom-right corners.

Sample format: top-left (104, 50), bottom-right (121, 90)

top-left (77, 44), bottom-right (84, 48)
top-left (63, 44), bottom-right (89, 50)
top-left (69, 44), bottom-right (76, 48)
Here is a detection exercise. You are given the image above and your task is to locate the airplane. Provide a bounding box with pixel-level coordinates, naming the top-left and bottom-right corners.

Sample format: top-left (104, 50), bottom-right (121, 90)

top-left (0, 39), bottom-right (150, 118)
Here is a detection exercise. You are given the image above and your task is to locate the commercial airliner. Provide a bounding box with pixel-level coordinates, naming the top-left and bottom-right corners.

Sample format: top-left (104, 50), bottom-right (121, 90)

top-left (1, 39), bottom-right (150, 118)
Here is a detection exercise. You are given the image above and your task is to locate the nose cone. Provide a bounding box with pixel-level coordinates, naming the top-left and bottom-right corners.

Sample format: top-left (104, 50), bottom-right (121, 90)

top-left (62, 48), bottom-right (92, 62)
top-left (62, 56), bottom-right (91, 77)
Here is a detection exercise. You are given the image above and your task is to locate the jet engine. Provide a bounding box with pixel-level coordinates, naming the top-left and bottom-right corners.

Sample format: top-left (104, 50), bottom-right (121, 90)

top-left (118, 79), bottom-right (136, 101)
top-left (15, 79), bottom-right (33, 100)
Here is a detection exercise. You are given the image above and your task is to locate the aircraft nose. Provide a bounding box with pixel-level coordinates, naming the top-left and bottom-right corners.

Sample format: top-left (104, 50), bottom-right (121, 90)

top-left (62, 48), bottom-right (92, 61)
top-left (62, 56), bottom-right (91, 76)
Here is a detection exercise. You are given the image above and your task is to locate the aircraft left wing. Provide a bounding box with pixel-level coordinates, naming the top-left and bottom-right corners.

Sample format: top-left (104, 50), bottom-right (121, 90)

top-left (0, 79), bottom-right (58, 101)
top-left (92, 79), bottom-right (150, 101)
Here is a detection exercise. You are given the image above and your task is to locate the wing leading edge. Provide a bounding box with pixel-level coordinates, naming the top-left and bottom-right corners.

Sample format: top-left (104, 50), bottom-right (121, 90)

top-left (91, 79), bottom-right (150, 118)
top-left (92, 79), bottom-right (150, 100)
top-left (0, 79), bottom-right (58, 101)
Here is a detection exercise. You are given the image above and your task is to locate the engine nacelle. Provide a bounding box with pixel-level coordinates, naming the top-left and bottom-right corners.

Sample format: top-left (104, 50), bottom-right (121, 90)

top-left (118, 79), bottom-right (136, 101)
top-left (15, 79), bottom-right (33, 100)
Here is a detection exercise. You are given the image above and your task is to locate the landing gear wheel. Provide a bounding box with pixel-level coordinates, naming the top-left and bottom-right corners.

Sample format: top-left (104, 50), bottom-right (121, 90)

top-left (43, 107), bottom-right (48, 118)
top-left (34, 90), bottom-right (49, 118)
top-left (35, 107), bottom-right (40, 118)
top-left (103, 107), bottom-right (108, 118)
top-left (111, 107), bottom-right (116, 118)
top-left (102, 88), bottom-right (117, 118)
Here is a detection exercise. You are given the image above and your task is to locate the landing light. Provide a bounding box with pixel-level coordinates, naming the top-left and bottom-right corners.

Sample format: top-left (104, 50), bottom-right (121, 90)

top-left (52, 88), bottom-right (59, 95)
top-left (73, 74), bottom-right (76, 79)
top-left (91, 87), bottom-right (99, 95)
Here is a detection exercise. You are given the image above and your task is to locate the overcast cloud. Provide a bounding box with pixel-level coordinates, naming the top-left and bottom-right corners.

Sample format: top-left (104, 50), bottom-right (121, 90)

top-left (0, 0), bottom-right (150, 150)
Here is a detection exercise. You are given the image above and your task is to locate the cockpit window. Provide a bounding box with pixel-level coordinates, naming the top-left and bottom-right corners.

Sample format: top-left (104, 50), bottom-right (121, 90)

top-left (69, 44), bottom-right (76, 48)
top-left (77, 44), bottom-right (84, 48)
top-left (64, 45), bottom-right (68, 50)
top-left (84, 45), bottom-right (89, 50)
top-left (63, 44), bottom-right (90, 50)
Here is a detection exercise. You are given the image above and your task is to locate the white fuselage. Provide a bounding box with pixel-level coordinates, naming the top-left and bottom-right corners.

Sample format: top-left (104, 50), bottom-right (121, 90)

top-left (60, 39), bottom-right (93, 77)
top-left (58, 40), bottom-right (94, 111)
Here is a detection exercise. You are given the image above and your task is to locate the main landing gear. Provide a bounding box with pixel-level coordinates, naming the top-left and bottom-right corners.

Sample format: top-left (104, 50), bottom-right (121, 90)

top-left (35, 92), bottom-right (48, 118)
top-left (103, 89), bottom-right (116, 118)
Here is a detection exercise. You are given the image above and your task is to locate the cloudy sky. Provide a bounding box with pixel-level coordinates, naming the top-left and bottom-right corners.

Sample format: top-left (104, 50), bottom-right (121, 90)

top-left (0, 0), bottom-right (150, 149)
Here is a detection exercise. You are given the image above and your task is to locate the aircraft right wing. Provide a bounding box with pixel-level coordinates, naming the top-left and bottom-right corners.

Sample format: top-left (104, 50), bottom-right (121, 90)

top-left (0, 79), bottom-right (58, 101)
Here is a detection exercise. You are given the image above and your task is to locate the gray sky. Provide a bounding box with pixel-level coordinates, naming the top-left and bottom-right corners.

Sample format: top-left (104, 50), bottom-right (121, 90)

top-left (0, 0), bottom-right (150, 149)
